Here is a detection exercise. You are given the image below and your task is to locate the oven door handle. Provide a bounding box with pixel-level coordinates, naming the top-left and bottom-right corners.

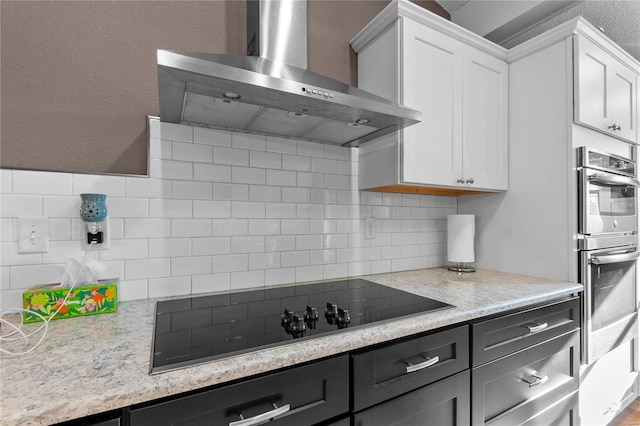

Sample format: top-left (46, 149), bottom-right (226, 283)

top-left (590, 251), bottom-right (640, 265)
top-left (589, 173), bottom-right (640, 188)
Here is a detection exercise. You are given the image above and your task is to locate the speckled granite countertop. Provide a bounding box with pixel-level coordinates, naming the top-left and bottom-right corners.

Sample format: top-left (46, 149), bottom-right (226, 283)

top-left (0, 268), bottom-right (582, 426)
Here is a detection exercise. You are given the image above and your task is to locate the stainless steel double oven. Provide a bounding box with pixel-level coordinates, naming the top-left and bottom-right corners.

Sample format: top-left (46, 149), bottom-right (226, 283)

top-left (578, 147), bottom-right (640, 364)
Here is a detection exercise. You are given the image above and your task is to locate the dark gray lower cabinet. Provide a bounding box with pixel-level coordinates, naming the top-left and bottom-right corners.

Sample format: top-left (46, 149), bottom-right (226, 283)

top-left (353, 370), bottom-right (470, 426)
top-left (129, 355), bottom-right (348, 426)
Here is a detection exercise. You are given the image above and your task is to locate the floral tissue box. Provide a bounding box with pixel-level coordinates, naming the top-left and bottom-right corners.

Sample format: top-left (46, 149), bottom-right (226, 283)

top-left (22, 278), bottom-right (118, 323)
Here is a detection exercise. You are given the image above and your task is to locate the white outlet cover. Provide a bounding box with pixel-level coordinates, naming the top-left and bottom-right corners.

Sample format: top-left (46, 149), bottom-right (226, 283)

top-left (82, 218), bottom-right (110, 250)
top-left (18, 217), bottom-right (50, 253)
top-left (365, 217), bottom-right (376, 239)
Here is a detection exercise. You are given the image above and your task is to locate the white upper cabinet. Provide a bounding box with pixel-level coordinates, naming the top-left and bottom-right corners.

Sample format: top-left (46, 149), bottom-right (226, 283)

top-left (575, 34), bottom-right (638, 144)
top-left (352, 0), bottom-right (508, 194)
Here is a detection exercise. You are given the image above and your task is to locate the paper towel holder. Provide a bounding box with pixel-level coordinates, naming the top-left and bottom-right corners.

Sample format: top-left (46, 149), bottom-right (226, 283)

top-left (447, 214), bottom-right (476, 273)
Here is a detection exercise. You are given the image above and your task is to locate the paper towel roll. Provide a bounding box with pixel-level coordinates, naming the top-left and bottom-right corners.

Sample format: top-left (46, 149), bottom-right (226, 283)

top-left (447, 214), bottom-right (475, 263)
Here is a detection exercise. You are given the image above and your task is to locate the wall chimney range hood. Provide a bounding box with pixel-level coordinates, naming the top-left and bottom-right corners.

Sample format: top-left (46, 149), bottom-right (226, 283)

top-left (156, 0), bottom-right (421, 147)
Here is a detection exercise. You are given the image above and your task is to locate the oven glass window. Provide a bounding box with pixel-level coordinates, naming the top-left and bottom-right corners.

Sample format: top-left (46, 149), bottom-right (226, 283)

top-left (588, 184), bottom-right (636, 217)
top-left (590, 258), bottom-right (636, 331)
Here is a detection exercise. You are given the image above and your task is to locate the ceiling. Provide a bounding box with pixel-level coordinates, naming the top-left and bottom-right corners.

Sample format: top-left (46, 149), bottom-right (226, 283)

top-left (435, 0), bottom-right (640, 62)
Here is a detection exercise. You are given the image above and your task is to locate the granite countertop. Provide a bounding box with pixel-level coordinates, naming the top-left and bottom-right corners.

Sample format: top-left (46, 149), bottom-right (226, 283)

top-left (0, 267), bottom-right (582, 426)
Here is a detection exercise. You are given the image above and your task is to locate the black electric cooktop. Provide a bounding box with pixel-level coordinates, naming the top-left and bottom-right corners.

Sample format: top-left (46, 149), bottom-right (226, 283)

top-left (150, 278), bottom-right (453, 374)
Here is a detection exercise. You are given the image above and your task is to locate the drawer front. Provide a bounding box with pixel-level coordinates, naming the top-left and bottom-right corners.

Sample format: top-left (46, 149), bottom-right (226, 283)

top-left (352, 325), bottom-right (469, 412)
top-left (472, 297), bottom-right (579, 366)
top-left (130, 355), bottom-right (348, 426)
top-left (471, 330), bottom-right (580, 426)
top-left (353, 369), bottom-right (470, 426)
top-left (492, 390), bottom-right (579, 426)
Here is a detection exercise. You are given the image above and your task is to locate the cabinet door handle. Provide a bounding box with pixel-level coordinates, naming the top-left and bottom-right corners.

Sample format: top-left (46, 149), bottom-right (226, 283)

top-left (405, 355), bottom-right (439, 373)
top-left (608, 124), bottom-right (622, 131)
top-left (457, 177), bottom-right (466, 184)
top-left (522, 374), bottom-right (548, 388)
top-left (229, 403), bottom-right (291, 426)
top-left (466, 178), bottom-right (474, 184)
top-left (523, 322), bottom-right (548, 333)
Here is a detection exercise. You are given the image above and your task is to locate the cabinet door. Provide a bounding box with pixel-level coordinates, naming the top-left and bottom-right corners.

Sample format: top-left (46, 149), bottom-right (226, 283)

top-left (401, 18), bottom-right (463, 186)
top-left (129, 356), bottom-right (349, 426)
top-left (575, 34), bottom-right (638, 143)
top-left (462, 46), bottom-right (508, 191)
top-left (353, 370), bottom-right (470, 426)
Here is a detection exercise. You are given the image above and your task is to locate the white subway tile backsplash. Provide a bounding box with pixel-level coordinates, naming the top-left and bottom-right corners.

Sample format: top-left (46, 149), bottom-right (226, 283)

top-left (192, 237), bottom-right (230, 256)
top-left (171, 219), bottom-right (212, 238)
top-left (249, 185), bottom-right (281, 202)
top-left (125, 258), bottom-right (170, 280)
top-left (1, 267), bottom-right (10, 290)
top-left (1, 243), bottom-right (41, 266)
top-left (194, 163), bottom-right (232, 183)
top-left (297, 141), bottom-right (324, 157)
top-left (265, 235), bottom-right (295, 252)
top-left (211, 254), bottom-right (247, 273)
top-left (173, 142), bottom-right (213, 163)
top-left (297, 172), bottom-right (324, 188)
top-left (266, 136), bottom-right (297, 154)
top-left (295, 265), bottom-right (323, 282)
top-left (1, 123), bottom-right (453, 309)
top-left (126, 178), bottom-right (172, 199)
top-left (10, 264), bottom-right (64, 289)
top-left (1, 194), bottom-right (43, 217)
top-left (212, 219), bottom-right (247, 236)
top-left (213, 146), bottom-right (249, 166)
top-left (249, 252), bottom-right (280, 270)
top-left (149, 199), bottom-right (192, 218)
top-left (265, 267), bottom-right (295, 286)
top-left (99, 239), bottom-right (148, 261)
top-left (72, 175), bottom-right (126, 197)
top-left (149, 159), bottom-right (193, 180)
top-left (125, 219), bottom-right (171, 239)
top-left (151, 121), bottom-right (193, 143)
top-left (212, 183), bottom-right (248, 201)
top-left (266, 170), bottom-right (296, 187)
top-left (250, 151), bottom-right (282, 169)
top-left (1, 170), bottom-right (12, 193)
top-left (193, 200), bottom-right (231, 218)
top-left (230, 270), bottom-right (264, 290)
top-left (172, 256), bottom-right (211, 276)
top-left (1, 219), bottom-right (15, 241)
top-left (149, 138), bottom-right (173, 160)
top-left (194, 127), bottom-right (232, 146)
top-left (232, 133), bottom-right (266, 151)
top-left (248, 219), bottom-right (281, 236)
top-left (282, 154), bottom-right (311, 172)
top-left (231, 236), bottom-right (265, 254)
top-left (118, 279), bottom-right (148, 301)
top-left (232, 167), bottom-right (266, 185)
top-left (282, 187), bottom-right (310, 203)
top-left (148, 276), bottom-right (191, 298)
top-left (149, 238), bottom-right (192, 258)
top-left (172, 181), bottom-right (212, 200)
top-left (13, 171), bottom-right (72, 195)
top-left (192, 273), bottom-right (230, 294)
top-left (231, 201), bottom-right (265, 218)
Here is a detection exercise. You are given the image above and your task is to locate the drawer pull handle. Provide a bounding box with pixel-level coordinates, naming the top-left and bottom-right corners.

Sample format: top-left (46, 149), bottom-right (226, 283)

top-left (229, 403), bottom-right (291, 426)
top-left (405, 355), bottom-right (439, 373)
top-left (524, 322), bottom-right (548, 333)
top-left (523, 374), bottom-right (549, 388)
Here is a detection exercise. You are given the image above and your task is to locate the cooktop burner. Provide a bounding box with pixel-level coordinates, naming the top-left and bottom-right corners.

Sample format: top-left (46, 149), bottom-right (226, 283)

top-left (150, 278), bottom-right (453, 374)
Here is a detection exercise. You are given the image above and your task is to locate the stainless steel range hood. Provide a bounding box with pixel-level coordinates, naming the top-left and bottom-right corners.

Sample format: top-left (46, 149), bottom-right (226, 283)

top-left (157, 0), bottom-right (421, 147)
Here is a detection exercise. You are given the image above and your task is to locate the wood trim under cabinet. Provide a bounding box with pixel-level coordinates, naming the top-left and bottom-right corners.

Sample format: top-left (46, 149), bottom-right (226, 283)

top-left (365, 184), bottom-right (494, 196)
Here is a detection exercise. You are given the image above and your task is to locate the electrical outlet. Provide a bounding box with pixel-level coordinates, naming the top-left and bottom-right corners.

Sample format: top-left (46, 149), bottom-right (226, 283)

top-left (18, 217), bottom-right (50, 253)
top-left (82, 218), bottom-right (110, 250)
top-left (365, 217), bottom-right (376, 239)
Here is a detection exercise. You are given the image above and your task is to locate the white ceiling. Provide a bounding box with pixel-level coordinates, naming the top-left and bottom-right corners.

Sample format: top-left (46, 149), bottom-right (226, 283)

top-left (435, 0), bottom-right (640, 62)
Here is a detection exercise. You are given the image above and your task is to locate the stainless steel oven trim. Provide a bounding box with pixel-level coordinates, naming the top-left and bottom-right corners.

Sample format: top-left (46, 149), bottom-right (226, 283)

top-left (580, 243), bottom-right (639, 364)
top-left (579, 168), bottom-right (638, 235)
top-left (577, 146), bottom-right (636, 178)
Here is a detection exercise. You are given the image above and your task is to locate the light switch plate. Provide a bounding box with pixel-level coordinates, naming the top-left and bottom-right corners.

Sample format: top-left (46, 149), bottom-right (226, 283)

top-left (18, 217), bottom-right (50, 253)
